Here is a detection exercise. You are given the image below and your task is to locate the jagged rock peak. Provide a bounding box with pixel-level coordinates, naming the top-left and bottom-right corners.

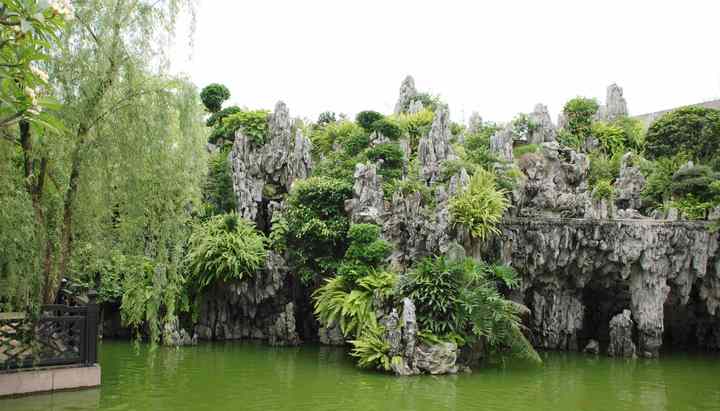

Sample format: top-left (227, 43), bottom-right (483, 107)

top-left (528, 103), bottom-right (557, 144)
top-left (489, 125), bottom-right (514, 163)
top-left (345, 162), bottom-right (385, 225)
top-left (595, 83), bottom-right (628, 122)
top-left (230, 101), bottom-right (312, 223)
top-left (605, 83), bottom-right (628, 121)
top-left (467, 112), bottom-right (483, 134)
top-left (418, 106), bottom-right (457, 182)
top-left (394, 75), bottom-right (418, 114)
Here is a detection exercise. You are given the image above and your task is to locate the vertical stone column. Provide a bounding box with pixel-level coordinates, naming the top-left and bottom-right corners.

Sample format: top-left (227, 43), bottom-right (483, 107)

top-left (630, 270), bottom-right (668, 357)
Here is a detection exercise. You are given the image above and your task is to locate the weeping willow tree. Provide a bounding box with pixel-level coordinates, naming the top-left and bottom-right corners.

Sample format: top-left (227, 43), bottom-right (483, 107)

top-left (0, 0), bottom-right (206, 321)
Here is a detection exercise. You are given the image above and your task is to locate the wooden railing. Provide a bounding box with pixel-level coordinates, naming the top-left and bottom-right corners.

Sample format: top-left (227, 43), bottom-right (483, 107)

top-left (0, 291), bottom-right (98, 370)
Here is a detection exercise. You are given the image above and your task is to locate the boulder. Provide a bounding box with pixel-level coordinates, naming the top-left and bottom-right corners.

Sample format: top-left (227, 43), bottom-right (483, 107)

top-left (608, 310), bottom-right (636, 358)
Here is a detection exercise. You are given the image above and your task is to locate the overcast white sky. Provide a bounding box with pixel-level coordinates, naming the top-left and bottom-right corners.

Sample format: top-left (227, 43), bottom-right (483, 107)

top-left (171, 0), bottom-right (720, 124)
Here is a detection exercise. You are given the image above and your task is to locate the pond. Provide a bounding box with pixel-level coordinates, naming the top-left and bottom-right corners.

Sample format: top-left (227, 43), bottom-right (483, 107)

top-left (2, 340), bottom-right (719, 411)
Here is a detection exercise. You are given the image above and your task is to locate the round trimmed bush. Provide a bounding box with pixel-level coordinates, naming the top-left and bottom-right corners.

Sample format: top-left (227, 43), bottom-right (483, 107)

top-left (200, 83), bottom-right (230, 113)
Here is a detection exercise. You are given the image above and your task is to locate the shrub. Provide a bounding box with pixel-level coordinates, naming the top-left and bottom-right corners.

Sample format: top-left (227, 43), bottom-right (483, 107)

top-left (200, 83), bottom-right (230, 113)
top-left (223, 110), bottom-right (270, 145)
top-left (563, 97), bottom-right (599, 142)
top-left (668, 195), bottom-right (714, 220)
top-left (313, 270), bottom-right (397, 338)
top-left (370, 118), bottom-right (402, 140)
top-left (401, 256), bottom-right (541, 364)
top-left (591, 121), bottom-right (626, 156)
top-left (641, 154), bottom-right (688, 207)
top-left (592, 179), bottom-right (614, 200)
top-left (670, 165), bottom-right (719, 202)
top-left (364, 143), bottom-right (404, 180)
top-left (338, 224), bottom-right (392, 284)
top-left (310, 120), bottom-right (366, 157)
top-left (449, 169), bottom-right (509, 241)
top-left (385, 175), bottom-right (433, 204)
top-left (394, 108), bottom-right (434, 149)
top-left (646, 106), bottom-right (720, 164)
top-left (311, 151), bottom-right (358, 184)
top-left (413, 92), bottom-right (443, 112)
top-left (185, 213), bottom-right (267, 289)
top-left (356, 110), bottom-right (384, 131)
top-left (202, 149), bottom-right (237, 215)
top-left (206, 105), bottom-right (241, 128)
top-left (513, 144), bottom-right (540, 159)
top-left (283, 177), bottom-right (354, 282)
top-left (350, 323), bottom-right (393, 371)
top-left (317, 111), bottom-right (336, 125)
top-left (588, 151), bottom-right (622, 187)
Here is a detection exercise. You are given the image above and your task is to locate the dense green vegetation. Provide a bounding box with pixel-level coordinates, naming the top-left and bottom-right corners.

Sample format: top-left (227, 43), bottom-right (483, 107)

top-left (0, 1), bottom-right (206, 320)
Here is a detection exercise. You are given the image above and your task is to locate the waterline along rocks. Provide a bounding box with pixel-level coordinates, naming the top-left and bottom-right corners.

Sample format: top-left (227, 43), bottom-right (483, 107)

top-left (189, 76), bottom-right (719, 374)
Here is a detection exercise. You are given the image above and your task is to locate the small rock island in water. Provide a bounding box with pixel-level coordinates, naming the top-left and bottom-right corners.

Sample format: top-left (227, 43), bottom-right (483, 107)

top-left (180, 76), bottom-right (718, 375)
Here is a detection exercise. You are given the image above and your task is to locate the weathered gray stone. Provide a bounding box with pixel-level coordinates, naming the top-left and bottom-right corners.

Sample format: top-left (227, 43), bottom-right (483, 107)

top-left (413, 342), bottom-right (458, 375)
top-left (195, 251), bottom-right (300, 346)
top-left (604, 83), bottom-right (628, 121)
top-left (583, 339), bottom-right (600, 355)
top-left (394, 75), bottom-right (418, 115)
top-left (489, 125), bottom-right (514, 163)
top-left (530, 287), bottom-right (584, 350)
top-left (492, 218), bottom-right (720, 357)
top-left (516, 142), bottom-right (591, 218)
top-left (162, 319), bottom-right (197, 347)
top-left (615, 153), bottom-right (645, 212)
top-left (229, 101), bottom-right (312, 223)
top-left (418, 107), bottom-right (457, 183)
top-left (318, 322), bottom-right (345, 346)
top-left (467, 112), bottom-right (483, 134)
top-left (528, 103), bottom-right (557, 144)
top-left (608, 310), bottom-right (636, 358)
top-left (345, 163), bottom-right (385, 225)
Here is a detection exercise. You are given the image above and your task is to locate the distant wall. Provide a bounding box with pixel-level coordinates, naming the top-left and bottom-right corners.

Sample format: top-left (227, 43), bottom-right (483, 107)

top-left (633, 99), bottom-right (720, 126)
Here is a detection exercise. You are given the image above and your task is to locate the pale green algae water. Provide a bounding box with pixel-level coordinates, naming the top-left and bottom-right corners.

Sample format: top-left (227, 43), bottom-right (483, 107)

top-left (2, 340), bottom-right (720, 411)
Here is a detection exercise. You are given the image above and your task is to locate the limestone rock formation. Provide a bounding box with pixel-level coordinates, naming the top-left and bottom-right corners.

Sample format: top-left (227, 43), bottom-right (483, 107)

top-left (603, 83), bottom-right (628, 122)
top-left (318, 323), bottom-right (345, 346)
top-left (583, 339), bottom-right (600, 355)
top-left (608, 310), bottom-right (636, 357)
top-left (467, 112), bottom-right (483, 134)
top-left (229, 101), bottom-right (312, 225)
top-left (163, 319), bottom-right (197, 347)
top-left (515, 142), bottom-right (591, 218)
top-left (195, 251), bottom-right (301, 346)
top-left (418, 107), bottom-right (457, 183)
top-left (530, 287), bottom-right (584, 350)
top-left (614, 154), bottom-right (645, 213)
top-left (345, 163), bottom-right (385, 225)
top-left (491, 219), bottom-right (720, 357)
top-left (527, 104), bottom-right (557, 144)
top-left (489, 125), bottom-right (514, 163)
top-left (413, 342), bottom-right (458, 375)
top-left (394, 75), bottom-right (418, 114)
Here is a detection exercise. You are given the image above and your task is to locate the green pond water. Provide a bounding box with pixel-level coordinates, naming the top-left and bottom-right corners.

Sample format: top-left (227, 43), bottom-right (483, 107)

top-left (2, 340), bottom-right (720, 411)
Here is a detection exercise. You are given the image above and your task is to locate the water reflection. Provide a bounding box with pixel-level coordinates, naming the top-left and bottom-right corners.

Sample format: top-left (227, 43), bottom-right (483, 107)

top-left (1, 342), bottom-right (718, 411)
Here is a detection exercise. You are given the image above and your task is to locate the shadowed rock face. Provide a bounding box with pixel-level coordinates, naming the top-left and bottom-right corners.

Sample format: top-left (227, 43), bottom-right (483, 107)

top-left (195, 251), bottom-right (301, 346)
top-left (490, 218), bottom-right (720, 357)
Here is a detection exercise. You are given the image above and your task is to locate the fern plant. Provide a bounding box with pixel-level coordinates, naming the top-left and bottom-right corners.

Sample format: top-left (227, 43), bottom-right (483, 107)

top-left (350, 322), bottom-right (394, 371)
top-left (185, 213), bottom-right (267, 289)
top-left (449, 169), bottom-right (509, 241)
